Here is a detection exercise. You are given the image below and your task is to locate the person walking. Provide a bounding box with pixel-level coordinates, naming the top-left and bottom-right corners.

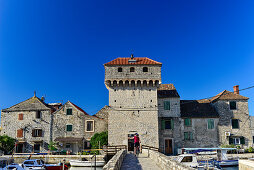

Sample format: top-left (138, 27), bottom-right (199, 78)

top-left (134, 133), bottom-right (140, 156)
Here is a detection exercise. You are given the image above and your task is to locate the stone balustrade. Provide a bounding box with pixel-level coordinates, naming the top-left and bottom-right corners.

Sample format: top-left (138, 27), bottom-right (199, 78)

top-left (103, 149), bottom-right (127, 170)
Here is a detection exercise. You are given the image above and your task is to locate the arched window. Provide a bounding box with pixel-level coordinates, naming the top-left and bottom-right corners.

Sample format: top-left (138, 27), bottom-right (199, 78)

top-left (118, 67), bottom-right (123, 72)
top-left (143, 67), bottom-right (148, 72)
top-left (130, 67), bottom-right (135, 72)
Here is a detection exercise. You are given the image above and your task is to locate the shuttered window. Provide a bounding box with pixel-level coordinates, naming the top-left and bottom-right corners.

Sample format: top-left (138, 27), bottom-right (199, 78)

top-left (184, 132), bottom-right (193, 140)
top-left (32, 129), bottom-right (42, 137)
top-left (66, 125), bottom-right (73, 131)
top-left (184, 118), bottom-right (191, 126)
top-left (232, 119), bottom-right (239, 129)
top-left (161, 119), bottom-right (174, 130)
top-left (18, 114), bottom-right (23, 120)
top-left (240, 137), bottom-right (245, 144)
top-left (164, 101), bottom-right (170, 110)
top-left (17, 129), bottom-right (23, 138)
top-left (207, 119), bottom-right (214, 129)
top-left (35, 111), bottom-right (41, 119)
top-left (66, 109), bottom-right (72, 115)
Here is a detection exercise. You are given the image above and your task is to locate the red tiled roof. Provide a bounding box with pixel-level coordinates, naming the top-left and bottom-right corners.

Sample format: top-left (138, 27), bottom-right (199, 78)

top-left (69, 101), bottom-right (89, 115)
top-left (104, 57), bottom-right (162, 66)
top-left (158, 84), bottom-right (176, 90)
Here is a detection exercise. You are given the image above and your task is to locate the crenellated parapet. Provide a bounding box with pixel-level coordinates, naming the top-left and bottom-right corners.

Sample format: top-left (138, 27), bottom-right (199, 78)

top-left (105, 79), bottom-right (160, 87)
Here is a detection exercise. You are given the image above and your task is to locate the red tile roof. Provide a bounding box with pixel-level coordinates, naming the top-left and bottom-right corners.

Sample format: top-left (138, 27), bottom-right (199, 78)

top-left (104, 57), bottom-right (162, 66)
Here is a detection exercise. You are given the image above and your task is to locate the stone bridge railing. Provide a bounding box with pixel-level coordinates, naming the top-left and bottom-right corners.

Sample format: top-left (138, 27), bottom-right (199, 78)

top-left (103, 149), bottom-right (127, 170)
top-left (142, 149), bottom-right (195, 170)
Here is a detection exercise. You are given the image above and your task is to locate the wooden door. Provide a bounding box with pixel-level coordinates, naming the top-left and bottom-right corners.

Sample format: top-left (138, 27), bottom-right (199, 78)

top-left (165, 139), bottom-right (173, 155)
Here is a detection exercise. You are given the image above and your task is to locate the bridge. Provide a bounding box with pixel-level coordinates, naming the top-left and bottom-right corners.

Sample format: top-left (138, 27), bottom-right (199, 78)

top-left (103, 145), bottom-right (193, 170)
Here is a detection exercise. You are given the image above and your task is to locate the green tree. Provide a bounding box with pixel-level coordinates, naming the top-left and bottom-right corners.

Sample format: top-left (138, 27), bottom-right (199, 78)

top-left (0, 135), bottom-right (16, 154)
top-left (90, 131), bottom-right (108, 149)
top-left (48, 141), bottom-right (57, 151)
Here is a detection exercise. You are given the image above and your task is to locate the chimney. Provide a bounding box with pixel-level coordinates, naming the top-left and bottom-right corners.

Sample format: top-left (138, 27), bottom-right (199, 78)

top-left (233, 85), bottom-right (239, 94)
top-left (41, 96), bottom-right (45, 102)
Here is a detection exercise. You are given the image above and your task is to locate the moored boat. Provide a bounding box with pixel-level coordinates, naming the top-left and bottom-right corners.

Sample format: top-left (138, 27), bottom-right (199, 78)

top-left (21, 159), bottom-right (68, 170)
top-left (70, 160), bottom-right (105, 167)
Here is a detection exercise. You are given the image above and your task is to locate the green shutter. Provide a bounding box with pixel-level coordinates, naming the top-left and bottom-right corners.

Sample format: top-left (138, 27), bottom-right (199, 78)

top-left (66, 125), bottom-right (72, 131)
top-left (184, 118), bottom-right (191, 126)
top-left (230, 101), bottom-right (236, 110)
top-left (67, 109), bottom-right (72, 115)
top-left (184, 132), bottom-right (188, 140)
top-left (240, 137), bottom-right (245, 144)
top-left (190, 132), bottom-right (193, 140)
top-left (171, 119), bottom-right (174, 130)
top-left (229, 137), bottom-right (234, 144)
top-left (164, 101), bottom-right (170, 110)
top-left (208, 119), bottom-right (214, 129)
top-left (161, 120), bottom-right (165, 130)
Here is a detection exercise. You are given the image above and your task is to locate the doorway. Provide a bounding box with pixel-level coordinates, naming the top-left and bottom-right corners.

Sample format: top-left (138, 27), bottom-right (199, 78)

top-left (128, 134), bottom-right (134, 151)
top-left (16, 144), bottom-right (24, 153)
top-left (165, 139), bottom-right (173, 155)
top-left (34, 144), bottom-right (40, 153)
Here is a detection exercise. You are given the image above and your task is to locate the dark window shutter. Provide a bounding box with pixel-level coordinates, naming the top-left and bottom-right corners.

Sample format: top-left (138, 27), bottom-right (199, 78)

top-left (232, 119), bottom-right (239, 129)
top-left (171, 119), bottom-right (174, 130)
top-left (67, 109), bottom-right (72, 115)
top-left (17, 129), bottom-right (23, 138)
top-left (229, 137), bottom-right (233, 144)
top-left (19, 114), bottom-right (23, 120)
top-left (39, 129), bottom-right (42, 137)
top-left (161, 120), bottom-right (165, 130)
top-left (32, 129), bottom-right (35, 137)
top-left (240, 137), bottom-right (245, 144)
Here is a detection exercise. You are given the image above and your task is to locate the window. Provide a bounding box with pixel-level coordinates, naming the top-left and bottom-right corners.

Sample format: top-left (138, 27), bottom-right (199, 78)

top-left (130, 67), bottom-right (135, 72)
top-left (181, 156), bottom-right (193, 163)
top-left (184, 132), bottom-right (193, 140)
top-left (161, 119), bottom-right (174, 130)
top-left (207, 119), bottom-right (214, 129)
top-left (118, 67), bottom-right (122, 72)
top-left (184, 118), bottom-right (192, 127)
top-left (32, 129), bottom-right (42, 137)
top-left (66, 108), bottom-right (72, 115)
top-left (66, 143), bottom-right (71, 148)
top-left (164, 101), bottom-right (170, 110)
top-left (35, 111), bottom-right (41, 119)
top-left (253, 136), bottom-right (254, 143)
top-left (17, 129), bottom-right (23, 138)
top-left (86, 120), bottom-right (94, 132)
top-left (229, 137), bottom-right (245, 145)
top-left (230, 101), bottom-right (237, 110)
top-left (66, 125), bottom-right (73, 131)
top-left (143, 67), bottom-right (148, 72)
top-left (18, 113), bottom-right (23, 120)
top-left (232, 119), bottom-right (239, 129)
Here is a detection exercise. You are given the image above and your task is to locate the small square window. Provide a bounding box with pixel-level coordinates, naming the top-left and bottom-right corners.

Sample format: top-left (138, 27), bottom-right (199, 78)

top-left (35, 111), bottom-right (41, 119)
top-left (118, 67), bottom-right (122, 72)
top-left (230, 101), bottom-right (236, 110)
top-left (232, 119), bottom-right (239, 129)
top-left (164, 120), bottom-right (173, 129)
top-left (67, 108), bottom-right (72, 115)
top-left (18, 113), bottom-right (23, 120)
top-left (66, 125), bottom-right (73, 131)
top-left (130, 67), bottom-right (135, 72)
top-left (86, 121), bottom-right (94, 132)
top-left (66, 143), bottom-right (71, 148)
top-left (207, 119), bottom-right (214, 129)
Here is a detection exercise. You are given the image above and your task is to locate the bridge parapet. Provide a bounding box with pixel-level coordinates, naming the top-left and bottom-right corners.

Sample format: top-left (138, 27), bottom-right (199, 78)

top-left (142, 148), bottom-right (195, 170)
top-left (103, 149), bottom-right (127, 170)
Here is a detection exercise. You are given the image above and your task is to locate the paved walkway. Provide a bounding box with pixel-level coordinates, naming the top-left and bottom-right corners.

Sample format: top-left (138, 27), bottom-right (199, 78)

top-left (120, 153), bottom-right (161, 170)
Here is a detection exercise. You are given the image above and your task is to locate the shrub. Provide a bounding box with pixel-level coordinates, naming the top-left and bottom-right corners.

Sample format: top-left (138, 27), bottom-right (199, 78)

top-left (90, 131), bottom-right (108, 149)
top-left (248, 147), bottom-right (254, 153)
top-left (48, 141), bottom-right (57, 151)
top-left (0, 135), bottom-right (16, 154)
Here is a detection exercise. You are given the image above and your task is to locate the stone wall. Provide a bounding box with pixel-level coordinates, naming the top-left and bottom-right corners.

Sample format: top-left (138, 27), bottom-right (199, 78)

top-left (103, 149), bottom-right (127, 170)
top-left (181, 118), bottom-right (219, 148)
top-left (142, 149), bottom-right (195, 170)
top-left (158, 97), bottom-right (180, 117)
top-left (1, 110), bottom-right (52, 152)
top-left (213, 100), bottom-right (252, 147)
top-left (105, 65), bottom-right (161, 81)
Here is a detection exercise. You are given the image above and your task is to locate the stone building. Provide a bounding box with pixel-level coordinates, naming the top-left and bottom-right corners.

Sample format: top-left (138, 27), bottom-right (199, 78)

top-left (104, 56), bottom-right (161, 148)
top-left (52, 101), bottom-right (107, 154)
top-left (1, 94), bottom-right (55, 153)
top-left (104, 55), bottom-right (253, 155)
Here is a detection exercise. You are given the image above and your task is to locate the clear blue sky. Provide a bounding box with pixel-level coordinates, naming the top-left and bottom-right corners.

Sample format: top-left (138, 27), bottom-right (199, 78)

top-left (0, 0), bottom-right (254, 115)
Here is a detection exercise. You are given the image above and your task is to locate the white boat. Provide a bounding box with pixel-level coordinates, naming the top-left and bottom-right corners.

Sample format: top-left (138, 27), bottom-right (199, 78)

top-left (5, 163), bottom-right (25, 170)
top-left (70, 160), bottom-right (105, 167)
top-left (176, 154), bottom-right (199, 168)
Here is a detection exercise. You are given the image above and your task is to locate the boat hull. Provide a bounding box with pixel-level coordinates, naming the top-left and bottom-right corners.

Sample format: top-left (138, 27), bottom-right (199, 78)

top-left (218, 160), bottom-right (238, 167)
top-left (70, 160), bottom-right (105, 167)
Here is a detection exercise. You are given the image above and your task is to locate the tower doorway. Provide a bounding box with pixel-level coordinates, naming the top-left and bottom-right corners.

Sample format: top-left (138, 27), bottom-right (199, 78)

top-left (127, 134), bottom-right (135, 151)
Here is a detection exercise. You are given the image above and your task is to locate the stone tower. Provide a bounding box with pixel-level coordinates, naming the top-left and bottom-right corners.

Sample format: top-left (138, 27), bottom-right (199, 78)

top-left (104, 55), bottom-right (162, 148)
